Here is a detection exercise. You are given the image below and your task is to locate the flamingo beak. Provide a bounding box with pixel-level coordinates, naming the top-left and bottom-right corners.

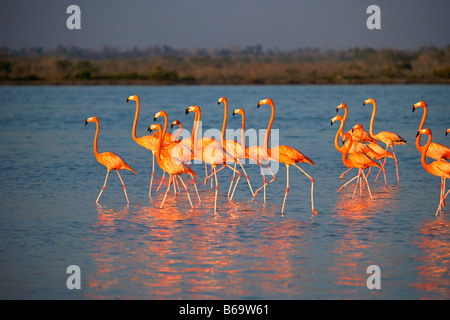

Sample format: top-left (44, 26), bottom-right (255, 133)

top-left (446, 131), bottom-right (449, 136)
top-left (171, 123), bottom-right (174, 129)
top-left (85, 119), bottom-right (88, 125)
top-left (154, 116), bottom-right (157, 122)
top-left (416, 131), bottom-right (420, 137)
top-left (148, 126), bottom-right (152, 132)
top-left (412, 105), bottom-right (415, 112)
top-left (185, 108), bottom-right (189, 115)
top-left (330, 120), bottom-right (333, 126)
top-left (363, 101), bottom-right (366, 106)
top-left (257, 102), bottom-right (260, 108)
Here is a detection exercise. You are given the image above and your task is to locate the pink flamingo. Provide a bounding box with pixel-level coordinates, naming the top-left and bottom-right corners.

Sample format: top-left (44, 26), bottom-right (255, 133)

top-left (85, 116), bottom-right (137, 205)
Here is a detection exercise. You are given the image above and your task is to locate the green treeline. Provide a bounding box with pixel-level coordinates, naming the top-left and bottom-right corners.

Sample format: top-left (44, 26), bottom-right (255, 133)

top-left (0, 44), bottom-right (449, 84)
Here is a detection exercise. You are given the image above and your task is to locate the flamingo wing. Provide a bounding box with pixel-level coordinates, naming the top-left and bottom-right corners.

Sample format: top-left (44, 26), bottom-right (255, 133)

top-left (98, 152), bottom-right (137, 173)
top-left (271, 145), bottom-right (316, 166)
top-left (375, 131), bottom-right (407, 146)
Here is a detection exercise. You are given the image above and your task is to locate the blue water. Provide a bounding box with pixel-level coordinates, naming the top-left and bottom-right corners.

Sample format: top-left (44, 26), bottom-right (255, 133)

top-left (0, 84), bottom-right (449, 299)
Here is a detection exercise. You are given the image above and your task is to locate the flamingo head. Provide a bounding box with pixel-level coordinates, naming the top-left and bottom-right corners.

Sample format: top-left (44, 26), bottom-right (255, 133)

top-left (330, 115), bottom-right (343, 126)
top-left (412, 100), bottom-right (427, 112)
top-left (363, 98), bottom-right (375, 106)
top-left (126, 95), bottom-right (138, 103)
top-left (352, 123), bottom-right (363, 132)
top-left (154, 110), bottom-right (167, 122)
top-left (257, 98), bottom-right (273, 108)
top-left (185, 105), bottom-right (199, 115)
top-left (148, 123), bottom-right (161, 133)
top-left (336, 103), bottom-right (347, 113)
top-left (85, 116), bottom-right (98, 125)
top-left (446, 128), bottom-right (450, 136)
top-left (171, 120), bottom-right (181, 129)
top-left (218, 97), bottom-right (227, 105)
top-left (233, 108), bottom-right (244, 116)
top-left (416, 128), bottom-right (431, 137)
top-left (342, 132), bottom-right (352, 144)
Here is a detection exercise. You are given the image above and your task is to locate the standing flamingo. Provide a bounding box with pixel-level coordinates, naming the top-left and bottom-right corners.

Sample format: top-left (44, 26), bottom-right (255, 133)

top-left (417, 128), bottom-right (450, 216)
top-left (126, 94), bottom-right (171, 199)
top-left (217, 97), bottom-right (254, 197)
top-left (339, 132), bottom-right (381, 199)
top-left (413, 101), bottom-right (450, 160)
top-left (185, 105), bottom-right (242, 212)
top-left (85, 116), bottom-right (137, 205)
top-left (256, 99), bottom-right (318, 215)
top-left (154, 111), bottom-right (200, 203)
top-left (148, 117), bottom-right (199, 209)
top-left (363, 98), bottom-right (407, 183)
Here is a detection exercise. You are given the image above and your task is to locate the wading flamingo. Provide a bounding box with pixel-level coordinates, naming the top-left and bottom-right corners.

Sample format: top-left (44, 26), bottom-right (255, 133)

top-left (363, 98), bottom-right (407, 183)
top-left (154, 111), bottom-right (200, 203)
top-left (218, 97), bottom-right (254, 197)
top-left (256, 98), bottom-right (317, 215)
top-left (232, 107), bottom-right (267, 199)
top-left (126, 94), bottom-right (171, 199)
top-left (417, 128), bottom-right (450, 216)
top-left (413, 101), bottom-right (450, 160)
top-left (85, 116), bottom-right (137, 205)
top-left (339, 132), bottom-right (381, 199)
top-left (148, 119), bottom-right (198, 209)
top-left (185, 105), bottom-right (242, 212)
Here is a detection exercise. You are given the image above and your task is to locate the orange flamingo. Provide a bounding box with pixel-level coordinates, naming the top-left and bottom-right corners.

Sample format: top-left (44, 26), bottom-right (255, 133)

top-left (85, 116), bottom-right (137, 205)
top-left (339, 132), bottom-right (381, 199)
top-left (256, 98), bottom-right (318, 215)
top-left (336, 102), bottom-right (378, 144)
top-left (363, 98), bottom-right (407, 183)
top-left (217, 97), bottom-right (254, 197)
top-left (154, 111), bottom-right (200, 203)
top-left (417, 128), bottom-right (450, 216)
top-left (185, 105), bottom-right (242, 212)
top-left (148, 118), bottom-right (199, 209)
top-left (413, 101), bottom-right (450, 160)
top-left (126, 94), bottom-right (171, 198)
top-left (232, 107), bottom-right (267, 199)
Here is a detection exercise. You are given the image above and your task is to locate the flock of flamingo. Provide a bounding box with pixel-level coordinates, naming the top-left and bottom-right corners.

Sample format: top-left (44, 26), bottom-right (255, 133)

top-left (85, 95), bottom-right (450, 216)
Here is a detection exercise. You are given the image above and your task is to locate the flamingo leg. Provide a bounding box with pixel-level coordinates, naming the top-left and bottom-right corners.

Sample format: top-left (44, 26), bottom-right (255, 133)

top-left (205, 164), bottom-right (226, 182)
top-left (253, 162), bottom-right (276, 202)
top-left (178, 175), bottom-right (193, 208)
top-left (238, 161), bottom-right (254, 197)
top-left (190, 173), bottom-right (201, 203)
top-left (149, 152), bottom-right (155, 199)
top-left (338, 173), bottom-right (359, 192)
top-left (339, 167), bottom-right (353, 179)
top-left (281, 165), bottom-right (290, 214)
top-left (173, 176), bottom-right (179, 196)
top-left (213, 165), bottom-right (219, 213)
top-left (156, 171), bottom-right (166, 192)
top-left (361, 169), bottom-right (373, 199)
top-left (390, 145), bottom-right (400, 183)
top-left (352, 171), bottom-right (361, 198)
top-left (96, 169), bottom-right (110, 205)
top-left (375, 157), bottom-right (386, 182)
top-left (227, 161), bottom-right (237, 198)
top-left (227, 164), bottom-right (242, 202)
top-left (160, 175), bottom-right (173, 208)
top-left (294, 164), bottom-right (318, 215)
top-left (115, 170), bottom-right (130, 204)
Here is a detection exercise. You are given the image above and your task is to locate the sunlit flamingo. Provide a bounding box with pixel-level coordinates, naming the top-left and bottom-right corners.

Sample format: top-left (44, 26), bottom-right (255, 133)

top-left (232, 107), bottom-right (267, 199)
top-left (85, 116), bottom-right (137, 205)
top-left (148, 119), bottom-right (199, 209)
top-left (339, 132), bottom-right (381, 199)
top-left (126, 94), bottom-right (171, 198)
top-left (154, 111), bottom-right (200, 203)
top-left (417, 128), bottom-right (450, 216)
top-left (218, 97), bottom-right (254, 197)
top-left (413, 101), bottom-right (450, 160)
top-left (352, 123), bottom-right (394, 185)
top-left (185, 105), bottom-right (242, 212)
top-left (363, 98), bottom-right (407, 183)
top-left (257, 98), bottom-right (317, 215)
top-left (336, 102), bottom-right (378, 144)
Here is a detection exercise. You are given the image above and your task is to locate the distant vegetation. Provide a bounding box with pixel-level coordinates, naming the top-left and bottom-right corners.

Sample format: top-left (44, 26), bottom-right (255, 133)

top-left (0, 44), bottom-right (449, 84)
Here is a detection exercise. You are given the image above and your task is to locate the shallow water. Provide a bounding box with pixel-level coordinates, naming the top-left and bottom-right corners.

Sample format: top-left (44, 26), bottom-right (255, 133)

top-left (0, 84), bottom-right (449, 299)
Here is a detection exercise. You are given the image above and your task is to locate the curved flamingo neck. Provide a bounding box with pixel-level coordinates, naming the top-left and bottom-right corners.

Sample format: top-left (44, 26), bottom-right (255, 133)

top-left (131, 97), bottom-right (140, 142)
top-left (221, 99), bottom-right (228, 144)
top-left (369, 101), bottom-right (377, 138)
top-left (339, 106), bottom-right (348, 138)
top-left (159, 113), bottom-right (168, 155)
top-left (419, 132), bottom-right (432, 172)
top-left (193, 108), bottom-right (201, 151)
top-left (240, 112), bottom-right (246, 148)
top-left (341, 135), bottom-right (353, 168)
top-left (418, 105), bottom-right (428, 131)
top-left (264, 101), bottom-right (275, 152)
top-left (334, 120), bottom-right (345, 153)
top-left (173, 123), bottom-right (182, 140)
top-left (92, 118), bottom-right (100, 159)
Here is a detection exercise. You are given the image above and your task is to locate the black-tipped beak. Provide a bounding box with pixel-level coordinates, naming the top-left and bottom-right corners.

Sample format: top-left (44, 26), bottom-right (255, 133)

top-left (232, 111), bottom-right (236, 116)
top-left (153, 116), bottom-right (157, 122)
top-left (363, 102), bottom-right (366, 106)
top-left (171, 123), bottom-right (174, 129)
top-left (185, 108), bottom-right (189, 115)
top-left (126, 98), bottom-right (130, 103)
top-left (330, 120), bottom-right (333, 126)
top-left (446, 131), bottom-right (449, 136)
top-left (85, 119), bottom-right (88, 125)
top-left (352, 128), bottom-right (354, 132)
top-left (412, 105), bottom-right (415, 112)
top-left (218, 101), bottom-right (220, 105)
top-left (416, 131), bottom-right (420, 137)
top-left (257, 102), bottom-right (260, 108)
top-left (336, 108), bottom-right (339, 113)
top-left (148, 126), bottom-right (152, 133)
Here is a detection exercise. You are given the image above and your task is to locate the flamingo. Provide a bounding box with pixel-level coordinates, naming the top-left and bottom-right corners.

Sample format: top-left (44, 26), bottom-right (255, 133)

top-left (85, 116), bottom-right (137, 205)
top-left (154, 111), bottom-right (200, 203)
top-left (417, 128), bottom-right (450, 216)
top-left (232, 107), bottom-right (267, 199)
top-left (413, 101), bottom-right (450, 160)
top-left (338, 132), bottom-right (381, 199)
top-left (126, 94), bottom-right (171, 199)
top-left (217, 97), bottom-right (254, 197)
top-left (147, 117), bottom-right (199, 209)
top-left (185, 105), bottom-right (242, 212)
top-left (363, 98), bottom-right (407, 183)
top-left (336, 102), bottom-right (378, 144)
top-left (256, 99), bottom-right (317, 215)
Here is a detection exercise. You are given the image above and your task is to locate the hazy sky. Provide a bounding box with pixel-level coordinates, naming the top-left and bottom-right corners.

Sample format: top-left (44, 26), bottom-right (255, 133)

top-left (0, 0), bottom-right (448, 51)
